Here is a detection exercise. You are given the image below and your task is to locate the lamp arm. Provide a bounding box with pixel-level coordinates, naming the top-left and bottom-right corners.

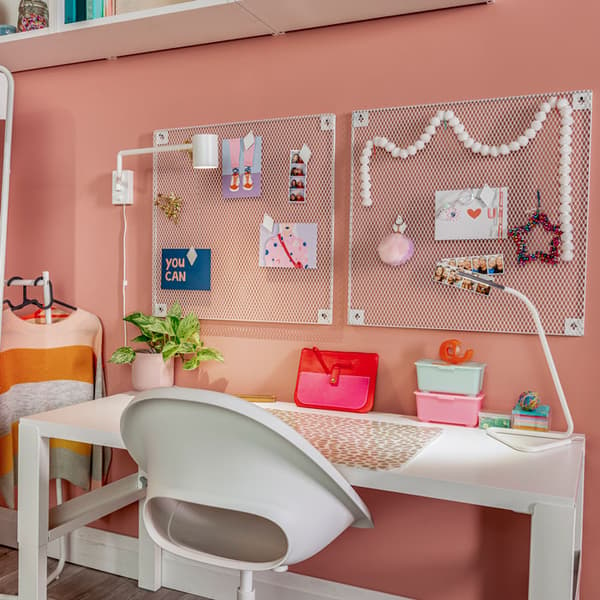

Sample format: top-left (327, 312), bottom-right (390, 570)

top-left (501, 286), bottom-right (574, 438)
top-left (116, 143), bottom-right (192, 176)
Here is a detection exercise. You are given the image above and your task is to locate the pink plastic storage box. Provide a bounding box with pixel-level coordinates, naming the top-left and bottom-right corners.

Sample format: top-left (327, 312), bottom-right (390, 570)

top-left (414, 390), bottom-right (484, 427)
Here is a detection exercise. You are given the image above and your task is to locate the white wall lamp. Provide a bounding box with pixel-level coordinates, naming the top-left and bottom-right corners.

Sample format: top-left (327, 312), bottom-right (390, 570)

top-left (112, 133), bottom-right (219, 205)
top-left (458, 270), bottom-right (574, 452)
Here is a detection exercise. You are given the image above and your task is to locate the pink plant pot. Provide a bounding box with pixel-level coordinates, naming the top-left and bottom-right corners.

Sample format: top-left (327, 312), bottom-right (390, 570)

top-left (131, 352), bottom-right (174, 391)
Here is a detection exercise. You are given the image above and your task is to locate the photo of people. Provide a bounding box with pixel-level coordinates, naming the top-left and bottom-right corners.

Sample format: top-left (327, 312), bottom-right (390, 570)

top-left (289, 149), bottom-right (307, 203)
top-left (443, 253), bottom-right (506, 277)
top-left (434, 260), bottom-right (492, 297)
top-left (487, 254), bottom-right (504, 274)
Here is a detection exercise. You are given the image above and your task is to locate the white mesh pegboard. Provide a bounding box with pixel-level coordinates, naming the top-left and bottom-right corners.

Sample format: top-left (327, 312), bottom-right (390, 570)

top-left (152, 114), bottom-right (335, 325)
top-left (349, 91), bottom-right (591, 335)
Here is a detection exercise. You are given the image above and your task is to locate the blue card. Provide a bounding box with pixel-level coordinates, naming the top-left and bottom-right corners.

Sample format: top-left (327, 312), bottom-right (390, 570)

top-left (161, 248), bottom-right (211, 290)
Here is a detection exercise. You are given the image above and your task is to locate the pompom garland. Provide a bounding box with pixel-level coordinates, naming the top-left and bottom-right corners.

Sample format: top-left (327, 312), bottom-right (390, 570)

top-left (359, 96), bottom-right (575, 262)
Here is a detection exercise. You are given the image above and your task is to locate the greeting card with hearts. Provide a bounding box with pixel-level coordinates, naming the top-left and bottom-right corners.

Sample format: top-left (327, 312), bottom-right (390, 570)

top-left (435, 186), bottom-right (508, 241)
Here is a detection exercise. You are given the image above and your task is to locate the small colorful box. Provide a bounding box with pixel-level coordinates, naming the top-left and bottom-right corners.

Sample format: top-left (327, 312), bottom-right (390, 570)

top-left (511, 404), bottom-right (551, 431)
top-left (415, 390), bottom-right (484, 427)
top-left (478, 411), bottom-right (512, 429)
top-left (415, 359), bottom-right (486, 396)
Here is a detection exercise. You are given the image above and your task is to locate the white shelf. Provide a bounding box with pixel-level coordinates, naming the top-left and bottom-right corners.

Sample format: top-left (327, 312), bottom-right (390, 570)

top-left (0, 0), bottom-right (491, 72)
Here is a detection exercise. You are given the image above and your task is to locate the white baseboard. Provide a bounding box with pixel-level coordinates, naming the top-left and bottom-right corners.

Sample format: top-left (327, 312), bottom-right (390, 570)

top-left (40, 527), bottom-right (413, 600)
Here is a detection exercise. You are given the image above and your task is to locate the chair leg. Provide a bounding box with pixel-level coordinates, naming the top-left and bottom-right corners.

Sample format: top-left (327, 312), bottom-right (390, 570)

top-left (237, 570), bottom-right (255, 600)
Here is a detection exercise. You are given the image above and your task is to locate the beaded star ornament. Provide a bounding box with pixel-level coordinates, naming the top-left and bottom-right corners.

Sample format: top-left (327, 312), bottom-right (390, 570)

top-left (508, 192), bottom-right (562, 265)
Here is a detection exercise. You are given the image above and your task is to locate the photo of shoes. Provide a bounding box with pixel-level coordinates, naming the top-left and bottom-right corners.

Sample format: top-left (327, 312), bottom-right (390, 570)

top-left (222, 135), bottom-right (262, 198)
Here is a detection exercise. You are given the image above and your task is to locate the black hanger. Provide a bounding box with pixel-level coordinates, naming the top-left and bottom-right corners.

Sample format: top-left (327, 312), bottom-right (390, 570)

top-left (3, 276), bottom-right (77, 312)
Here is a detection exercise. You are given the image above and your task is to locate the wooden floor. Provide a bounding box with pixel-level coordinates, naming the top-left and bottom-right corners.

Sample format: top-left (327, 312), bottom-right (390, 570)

top-left (0, 546), bottom-right (209, 599)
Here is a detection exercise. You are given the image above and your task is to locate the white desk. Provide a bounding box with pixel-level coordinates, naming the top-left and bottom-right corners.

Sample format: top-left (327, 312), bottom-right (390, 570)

top-left (17, 395), bottom-right (584, 600)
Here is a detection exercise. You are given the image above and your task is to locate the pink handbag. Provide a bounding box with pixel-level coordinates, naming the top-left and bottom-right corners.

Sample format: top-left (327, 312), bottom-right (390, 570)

top-left (294, 347), bottom-right (379, 413)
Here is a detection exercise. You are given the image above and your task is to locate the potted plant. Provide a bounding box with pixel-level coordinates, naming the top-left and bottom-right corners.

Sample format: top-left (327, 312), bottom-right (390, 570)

top-left (109, 303), bottom-right (223, 390)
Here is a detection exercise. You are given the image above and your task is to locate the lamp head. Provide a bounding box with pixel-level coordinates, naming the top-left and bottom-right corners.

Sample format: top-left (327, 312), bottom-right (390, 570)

top-left (192, 134), bottom-right (218, 169)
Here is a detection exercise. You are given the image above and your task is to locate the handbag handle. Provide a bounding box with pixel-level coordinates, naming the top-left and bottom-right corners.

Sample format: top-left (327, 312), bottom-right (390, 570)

top-left (312, 346), bottom-right (352, 385)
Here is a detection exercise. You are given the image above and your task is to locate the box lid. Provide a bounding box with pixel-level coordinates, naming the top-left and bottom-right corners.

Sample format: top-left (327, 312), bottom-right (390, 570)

top-left (415, 359), bottom-right (486, 371)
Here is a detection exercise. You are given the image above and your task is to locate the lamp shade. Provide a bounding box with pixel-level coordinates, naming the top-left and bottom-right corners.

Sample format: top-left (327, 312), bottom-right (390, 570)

top-left (192, 134), bottom-right (218, 169)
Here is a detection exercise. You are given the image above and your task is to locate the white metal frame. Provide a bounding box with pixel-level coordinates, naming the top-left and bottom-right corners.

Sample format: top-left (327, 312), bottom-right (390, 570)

top-left (0, 65), bottom-right (15, 349)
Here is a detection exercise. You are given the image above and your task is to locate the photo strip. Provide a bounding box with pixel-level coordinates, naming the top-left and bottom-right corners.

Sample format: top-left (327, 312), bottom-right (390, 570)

top-left (445, 253), bottom-right (505, 276)
top-left (289, 150), bottom-right (307, 203)
top-left (434, 261), bottom-right (492, 296)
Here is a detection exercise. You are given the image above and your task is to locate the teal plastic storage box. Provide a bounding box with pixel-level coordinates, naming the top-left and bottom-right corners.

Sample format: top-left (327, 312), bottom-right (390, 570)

top-left (415, 359), bottom-right (486, 396)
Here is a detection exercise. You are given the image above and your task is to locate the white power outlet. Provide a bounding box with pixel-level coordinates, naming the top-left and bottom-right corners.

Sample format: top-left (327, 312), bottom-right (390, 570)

top-left (112, 170), bottom-right (134, 205)
top-left (572, 91), bottom-right (592, 111)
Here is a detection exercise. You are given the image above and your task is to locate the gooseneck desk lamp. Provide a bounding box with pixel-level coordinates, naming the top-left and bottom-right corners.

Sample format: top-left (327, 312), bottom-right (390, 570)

top-left (457, 270), bottom-right (574, 453)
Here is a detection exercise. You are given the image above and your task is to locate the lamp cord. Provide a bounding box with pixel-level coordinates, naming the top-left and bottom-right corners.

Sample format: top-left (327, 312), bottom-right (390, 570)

top-left (122, 205), bottom-right (128, 347)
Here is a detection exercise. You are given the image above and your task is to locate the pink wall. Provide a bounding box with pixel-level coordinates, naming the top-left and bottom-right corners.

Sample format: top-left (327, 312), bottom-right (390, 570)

top-left (4, 0), bottom-right (599, 598)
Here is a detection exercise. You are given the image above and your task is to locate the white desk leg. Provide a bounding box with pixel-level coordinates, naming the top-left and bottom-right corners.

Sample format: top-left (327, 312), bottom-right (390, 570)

top-left (137, 473), bottom-right (161, 591)
top-left (529, 503), bottom-right (575, 600)
top-left (18, 422), bottom-right (49, 600)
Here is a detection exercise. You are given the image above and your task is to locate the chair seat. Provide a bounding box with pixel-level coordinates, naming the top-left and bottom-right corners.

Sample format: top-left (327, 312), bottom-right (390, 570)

top-left (146, 497), bottom-right (288, 570)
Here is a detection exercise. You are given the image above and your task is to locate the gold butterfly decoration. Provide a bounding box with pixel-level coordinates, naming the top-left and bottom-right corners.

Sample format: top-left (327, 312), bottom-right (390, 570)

top-left (155, 193), bottom-right (182, 224)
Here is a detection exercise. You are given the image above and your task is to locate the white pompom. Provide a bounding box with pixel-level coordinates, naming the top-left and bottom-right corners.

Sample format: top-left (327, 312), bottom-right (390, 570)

top-left (549, 96), bottom-right (558, 107)
top-left (563, 231), bottom-right (574, 243)
top-left (362, 148), bottom-right (372, 158)
top-left (360, 155), bottom-right (370, 165)
top-left (560, 135), bottom-right (572, 146)
top-left (559, 164), bottom-right (571, 175)
top-left (525, 128), bottom-right (536, 139)
top-left (361, 197), bottom-right (373, 207)
top-left (559, 174), bottom-right (570, 185)
top-left (457, 132), bottom-right (469, 142)
top-left (500, 144), bottom-right (510, 155)
top-left (464, 137), bottom-right (474, 148)
top-left (366, 140), bottom-right (374, 149)
top-left (472, 141), bottom-right (482, 153)
top-left (559, 204), bottom-right (572, 214)
top-left (560, 125), bottom-right (572, 136)
top-left (562, 115), bottom-right (574, 126)
top-left (518, 135), bottom-right (529, 146)
top-left (399, 149), bottom-right (409, 159)
top-left (425, 125), bottom-right (436, 136)
top-left (408, 145), bottom-right (417, 156)
top-left (449, 116), bottom-right (460, 127)
top-left (391, 147), bottom-right (401, 158)
top-left (444, 110), bottom-right (454, 120)
top-left (509, 141), bottom-right (520, 152)
top-left (561, 144), bottom-right (573, 155)
top-left (562, 240), bottom-right (574, 251)
top-left (481, 144), bottom-right (490, 156)
top-left (560, 185), bottom-right (572, 195)
top-left (490, 146), bottom-right (499, 157)
top-left (359, 164), bottom-right (369, 174)
top-left (385, 141), bottom-right (396, 152)
top-left (360, 189), bottom-right (370, 200)
top-left (421, 133), bottom-right (432, 143)
top-left (361, 180), bottom-right (371, 191)
top-left (379, 137), bottom-right (388, 146)
top-left (560, 106), bottom-right (573, 118)
top-left (560, 154), bottom-right (572, 165)
top-left (561, 251), bottom-right (574, 262)
top-left (415, 140), bottom-right (425, 150)
top-left (531, 120), bottom-right (543, 131)
top-left (559, 213), bottom-right (571, 225)
top-left (453, 123), bottom-right (465, 135)
top-left (557, 98), bottom-right (569, 110)
top-left (541, 102), bottom-right (551, 113)
top-left (535, 111), bottom-right (547, 122)
top-left (561, 195), bottom-right (572, 206)
top-left (430, 116), bottom-right (441, 127)
top-left (562, 222), bottom-right (573, 234)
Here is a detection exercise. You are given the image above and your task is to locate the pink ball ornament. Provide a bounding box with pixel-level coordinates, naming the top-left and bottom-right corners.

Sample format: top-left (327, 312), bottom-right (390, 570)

top-left (377, 231), bottom-right (414, 266)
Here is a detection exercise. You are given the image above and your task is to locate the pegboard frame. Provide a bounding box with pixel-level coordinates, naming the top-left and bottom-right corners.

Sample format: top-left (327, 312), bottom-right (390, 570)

top-left (348, 90), bottom-right (592, 335)
top-left (152, 113), bottom-right (336, 326)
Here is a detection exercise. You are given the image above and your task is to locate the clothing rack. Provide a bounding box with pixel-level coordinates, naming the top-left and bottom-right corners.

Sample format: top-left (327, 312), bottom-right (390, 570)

top-left (0, 66), bottom-right (14, 349)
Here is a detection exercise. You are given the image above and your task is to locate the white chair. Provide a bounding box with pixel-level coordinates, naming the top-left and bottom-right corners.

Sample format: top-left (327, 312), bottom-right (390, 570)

top-left (120, 386), bottom-right (373, 600)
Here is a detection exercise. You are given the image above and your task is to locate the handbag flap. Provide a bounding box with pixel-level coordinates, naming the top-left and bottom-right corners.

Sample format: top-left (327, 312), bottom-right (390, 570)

top-left (296, 372), bottom-right (371, 410)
